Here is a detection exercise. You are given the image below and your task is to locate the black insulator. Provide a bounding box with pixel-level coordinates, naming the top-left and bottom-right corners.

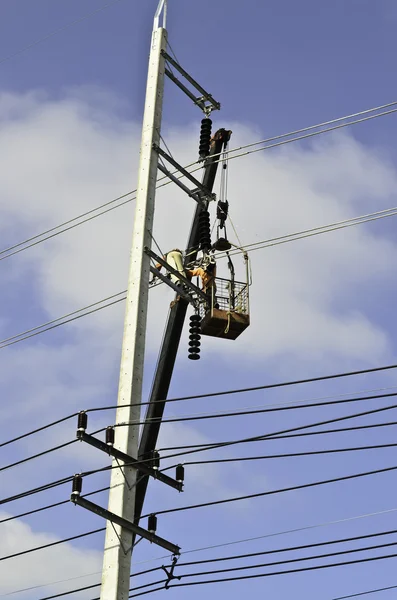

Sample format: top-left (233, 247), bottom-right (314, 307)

top-left (176, 464), bottom-right (185, 483)
top-left (199, 118), bottom-right (212, 159)
top-left (152, 450), bottom-right (160, 470)
top-left (188, 315), bottom-right (201, 360)
top-left (188, 340), bottom-right (201, 349)
top-left (105, 426), bottom-right (115, 446)
top-left (72, 474), bottom-right (82, 496)
top-left (199, 209), bottom-right (211, 250)
top-left (148, 513), bottom-right (157, 534)
top-left (77, 411), bottom-right (87, 432)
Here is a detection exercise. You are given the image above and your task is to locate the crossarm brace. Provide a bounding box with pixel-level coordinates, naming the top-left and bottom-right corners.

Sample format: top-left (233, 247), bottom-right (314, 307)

top-left (154, 144), bottom-right (214, 200)
top-left (157, 163), bottom-right (201, 203)
top-left (79, 431), bottom-right (182, 492)
top-left (162, 51), bottom-right (220, 112)
top-left (145, 247), bottom-right (208, 302)
top-left (150, 265), bottom-right (195, 304)
top-left (72, 495), bottom-right (180, 555)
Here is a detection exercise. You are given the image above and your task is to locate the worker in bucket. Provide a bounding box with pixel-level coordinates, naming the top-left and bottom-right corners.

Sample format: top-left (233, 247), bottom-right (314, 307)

top-left (187, 261), bottom-right (218, 307)
top-left (155, 248), bottom-right (187, 285)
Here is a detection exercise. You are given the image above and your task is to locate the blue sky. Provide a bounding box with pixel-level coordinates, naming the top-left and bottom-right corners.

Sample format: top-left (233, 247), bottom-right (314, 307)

top-left (2, 1), bottom-right (397, 599)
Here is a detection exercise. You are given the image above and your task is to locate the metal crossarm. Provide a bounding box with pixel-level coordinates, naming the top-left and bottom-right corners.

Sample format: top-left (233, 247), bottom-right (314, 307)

top-left (150, 265), bottom-right (195, 303)
top-left (162, 51), bottom-right (221, 113)
top-left (145, 248), bottom-right (208, 302)
top-left (72, 495), bottom-right (180, 555)
top-left (154, 144), bottom-right (215, 200)
top-left (157, 163), bottom-right (202, 202)
top-left (79, 431), bottom-right (182, 492)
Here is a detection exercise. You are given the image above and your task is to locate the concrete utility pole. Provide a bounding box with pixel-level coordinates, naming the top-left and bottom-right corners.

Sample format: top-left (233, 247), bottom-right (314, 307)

top-left (100, 3), bottom-right (167, 599)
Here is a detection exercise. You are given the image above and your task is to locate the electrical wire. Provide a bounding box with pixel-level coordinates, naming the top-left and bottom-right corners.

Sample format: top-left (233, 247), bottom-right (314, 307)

top-left (113, 390), bottom-right (397, 428)
top-left (0, 439), bottom-right (77, 474)
top-left (0, 0), bottom-right (127, 67)
top-left (0, 529), bottom-right (104, 563)
top-left (34, 567), bottom-right (162, 600)
top-left (89, 360), bottom-right (397, 413)
top-left (2, 381), bottom-right (396, 453)
top-left (0, 412), bottom-right (78, 449)
top-left (3, 101), bottom-right (396, 265)
top-left (171, 442), bottom-right (397, 466)
top-left (331, 584), bottom-right (397, 599)
top-left (127, 549), bottom-right (397, 596)
top-left (145, 462), bottom-right (397, 518)
top-left (15, 507), bottom-right (397, 597)
top-left (161, 420), bottom-right (397, 452)
top-left (0, 295), bottom-right (126, 350)
top-left (175, 527), bottom-right (397, 569)
top-left (206, 101), bottom-right (397, 163)
top-left (206, 106), bottom-right (397, 167)
top-left (157, 400), bottom-right (397, 464)
top-left (175, 540), bottom-right (397, 578)
top-left (0, 292), bottom-right (126, 346)
top-left (217, 206), bottom-right (397, 261)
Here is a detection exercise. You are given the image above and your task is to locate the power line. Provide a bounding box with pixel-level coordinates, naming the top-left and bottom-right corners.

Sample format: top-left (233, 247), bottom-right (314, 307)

top-left (210, 101), bottom-right (397, 161)
top-left (2, 382), bottom-right (395, 453)
top-left (145, 462), bottom-right (397, 518)
top-left (177, 442), bottom-right (397, 466)
top-left (0, 529), bottom-right (104, 563)
top-left (164, 550), bottom-right (397, 592)
top-left (0, 439), bottom-right (76, 474)
top-left (331, 584), bottom-right (397, 599)
top-left (0, 412), bottom-right (78, 449)
top-left (26, 524), bottom-right (397, 599)
top-left (210, 106), bottom-right (397, 167)
top-left (176, 527), bottom-right (397, 569)
top-left (159, 420), bottom-right (397, 451)
top-left (0, 0), bottom-right (127, 67)
top-left (114, 390), bottom-right (397, 428)
top-left (176, 540), bottom-right (397, 579)
top-left (157, 400), bottom-right (397, 464)
top-left (0, 295), bottom-right (126, 350)
top-left (218, 206), bottom-right (397, 260)
top-left (3, 102), bottom-right (396, 265)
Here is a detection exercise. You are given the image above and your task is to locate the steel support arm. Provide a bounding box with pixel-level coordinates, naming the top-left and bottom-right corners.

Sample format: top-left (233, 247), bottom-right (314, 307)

top-left (72, 495), bottom-right (180, 555)
top-left (162, 51), bottom-right (220, 112)
top-left (79, 431), bottom-right (182, 491)
top-left (157, 163), bottom-right (202, 202)
top-left (154, 144), bottom-right (214, 199)
top-left (146, 248), bottom-right (208, 301)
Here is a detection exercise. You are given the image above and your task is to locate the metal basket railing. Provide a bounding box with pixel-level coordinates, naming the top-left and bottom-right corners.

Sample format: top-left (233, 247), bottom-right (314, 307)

top-left (198, 277), bottom-right (249, 318)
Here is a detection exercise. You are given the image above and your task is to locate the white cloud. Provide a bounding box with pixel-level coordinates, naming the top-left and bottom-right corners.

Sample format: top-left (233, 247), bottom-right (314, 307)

top-left (2, 86), bottom-right (397, 594)
top-left (0, 89), bottom-right (396, 375)
top-left (0, 512), bottom-right (102, 597)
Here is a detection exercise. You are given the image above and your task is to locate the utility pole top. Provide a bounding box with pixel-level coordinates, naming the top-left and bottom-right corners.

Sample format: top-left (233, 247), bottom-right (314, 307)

top-left (154, 0), bottom-right (168, 29)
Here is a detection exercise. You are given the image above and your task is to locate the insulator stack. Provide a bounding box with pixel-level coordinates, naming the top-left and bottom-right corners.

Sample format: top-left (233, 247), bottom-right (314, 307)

top-left (199, 209), bottom-right (211, 251)
top-left (71, 474), bottom-right (82, 497)
top-left (176, 464), bottom-right (185, 483)
top-left (148, 514), bottom-right (157, 534)
top-left (106, 426), bottom-right (115, 446)
top-left (77, 411), bottom-right (87, 432)
top-left (152, 450), bottom-right (160, 471)
top-left (188, 314), bottom-right (201, 360)
top-left (199, 118), bottom-right (212, 159)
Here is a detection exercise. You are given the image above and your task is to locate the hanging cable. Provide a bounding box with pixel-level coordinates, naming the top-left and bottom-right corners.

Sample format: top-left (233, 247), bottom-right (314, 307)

top-left (144, 462), bottom-right (397, 519)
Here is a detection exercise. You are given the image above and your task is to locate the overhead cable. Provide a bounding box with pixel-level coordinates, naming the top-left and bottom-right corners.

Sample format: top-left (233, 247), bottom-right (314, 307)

top-left (144, 462), bottom-right (397, 518)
